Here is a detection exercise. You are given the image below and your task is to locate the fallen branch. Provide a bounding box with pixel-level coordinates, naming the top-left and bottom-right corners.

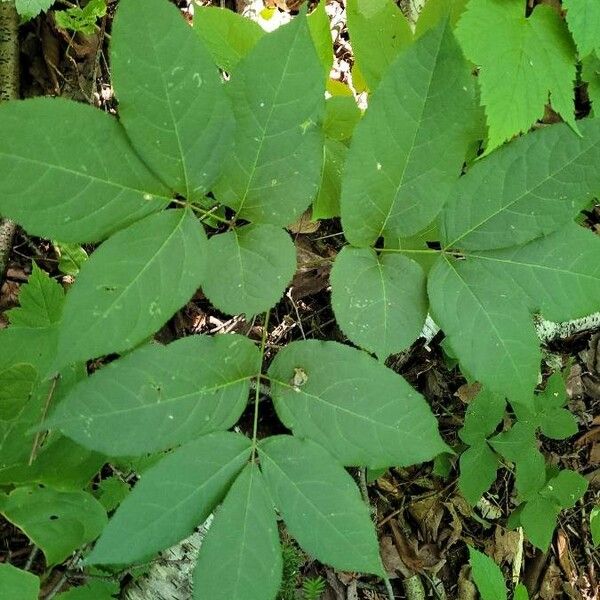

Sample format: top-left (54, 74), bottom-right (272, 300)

top-left (0, 1), bottom-right (19, 279)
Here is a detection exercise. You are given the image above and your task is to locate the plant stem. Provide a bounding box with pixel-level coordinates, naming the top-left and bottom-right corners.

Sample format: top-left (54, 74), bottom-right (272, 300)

top-left (376, 247), bottom-right (440, 255)
top-left (0, 2), bottom-right (19, 280)
top-left (250, 310), bottom-right (270, 461)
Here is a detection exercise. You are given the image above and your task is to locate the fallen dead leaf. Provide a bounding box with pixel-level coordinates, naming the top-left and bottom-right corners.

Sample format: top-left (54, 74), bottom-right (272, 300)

top-left (556, 529), bottom-right (575, 582)
top-left (408, 494), bottom-right (444, 542)
top-left (487, 526), bottom-right (521, 567)
top-left (539, 560), bottom-right (564, 600)
top-left (455, 382), bottom-right (482, 404)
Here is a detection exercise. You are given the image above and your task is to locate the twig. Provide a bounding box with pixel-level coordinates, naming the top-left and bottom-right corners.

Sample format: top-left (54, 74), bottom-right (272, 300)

top-left (29, 376), bottom-right (59, 465)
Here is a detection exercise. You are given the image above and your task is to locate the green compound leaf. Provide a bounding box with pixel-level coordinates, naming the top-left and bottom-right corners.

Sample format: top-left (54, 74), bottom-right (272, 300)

top-left (428, 255), bottom-right (540, 404)
top-left (0, 98), bottom-right (169, 243)
top-left (341, 16), bottom-right (477, 245)
top-left (468, 547), bottom-right (507, 600)
top-left (112, 0), bottom-right (233, 200)
top-left (520, 496), bottom-right (560, 550)
top-left (346, 0), bottom-right (412, 91)
top-left (54, 0), bottom-right (106, 35)
top-left (259, 435), bottom-right (383, 576)
top-left (0, 486), bottom-right (106, 566)
top-left (456, 0), bottom-right (576, 151)
top-left (541, 469), bottom-right (588, 509)
top-left (57, 209), bottom-right (206, 366)
top-left (268, 340), bottom-right (448, 468)
top-left (194, 6), bottom-right (264, 72)
top-left (7, 263), bottom-right (64, 328)
top-left (45, 335), bottom-right (259, 456)
top-left (312, 138), bottom-right (347, 220)
top-left (459, 389), bottom-right (505, 446)
top-left (591, 506), bottom-right (600, 547)
top-left (0, 564), bottom-right (39, 600)
top-left (0, 434), bottom-right (104, 491)
top-left (213, 15), bottom-right (325, 226)
top-left (331, 247), bottom-right (427, 359)
top-left (534, 372), bottom-right (578, 440)
top-left (87, 433), bottom-right (251, 565)
top-left (442, 120), bottom-right (600, 251)
top-left (465, 224), bottom-right (600, 322)
top-left (194, 463), bottom-right (282, 600)
top-left (202, 224), bottom-right (296, 317)
top-left (459, 442), bottom-right (498, 505)
top-left (563, 0), bottom-right (600, 58)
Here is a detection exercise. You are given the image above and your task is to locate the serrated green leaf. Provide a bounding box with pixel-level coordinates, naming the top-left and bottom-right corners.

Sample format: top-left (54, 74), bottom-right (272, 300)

top-left (459, 389), bottom-right (505, 445)
top-left (542, 470), bottom-right (588, 509)
top-left (456, 0), bottom-right (577, 151)
top-left (465, 224), bottom-right (600, 321)
top-left (268, 340), bottom-right (447, 468)
top-left (459, 442), bottom-right (498, 505)
top-left (0, 564), bottom-right (39, 600)
top-left (443, 120), bottom-right (600, 251)
top-left (428, 255), bottom-right (540, 404)
top-left (112, 0), bottom-right (233, 200)
top-left (57, 209), bottom-right (206, 366)
top-left (341, 16), bottom-right (477, 245)
top-left (214, 16), bottom-right (324, 226)
top-left (202, 224), bottom-right (296, 317)
top-left (7, 263), bottom-right (63, 328)
top-left (259, 435), bottom-right (383, 575)
top-left (193, 463), bottom-right (282, 600)
top-left (54, 0), bottom-right (106, 35)
top-left (591, 506), bottom-right (600, 547)
top-left (520, 496), bottom-right (559, 550)
top-left (46, 335), bottom-right (259, 456)
top-left (14, 0), bottom-right (52, 18)
top-left (312, 137), bottom-right (346, 220)
top-left (194, 6), bottom-right (264, 72)
top-left (0, 486), bottom-right (106, 565)
top-left (346, 0), bottom-right (412, 91)
top-left (468, 547), bottom-right (507, 600)
top-left (563, 0), bottom-right (600, 58)
top-left (331, 247), bottom-right (427, 359)
top-left (87, 433), bottom-right (251, 565)
top-left (0, 98), bottom-right (169, 243)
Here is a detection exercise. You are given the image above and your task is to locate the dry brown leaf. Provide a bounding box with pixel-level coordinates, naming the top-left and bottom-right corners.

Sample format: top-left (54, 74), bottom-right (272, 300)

top-left (379, 535), bottom-right (404, 579)
top-left (456, 565), bottom-right (477, 600)
top-left (539, 560), bottom-right (564, 600)
top-left (408, 494), bottom-right (444, 542)
top-left (455, 382), bottom-right (482, 404)
top-left (287, 210), bottom-right (320, 234)
top-left (488, 526), bottom-right (522, 566)
top-left (555, 530), bottom-right (575, 582)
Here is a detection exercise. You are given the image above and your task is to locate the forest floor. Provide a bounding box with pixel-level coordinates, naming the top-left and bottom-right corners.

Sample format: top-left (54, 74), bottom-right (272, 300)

top-left (0, 1), bottom-right (599, 599)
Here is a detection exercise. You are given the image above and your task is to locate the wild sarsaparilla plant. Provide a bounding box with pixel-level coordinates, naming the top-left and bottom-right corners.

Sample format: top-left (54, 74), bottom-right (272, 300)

top-left (0, 0), bottom-right (598, 597)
